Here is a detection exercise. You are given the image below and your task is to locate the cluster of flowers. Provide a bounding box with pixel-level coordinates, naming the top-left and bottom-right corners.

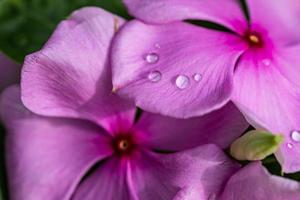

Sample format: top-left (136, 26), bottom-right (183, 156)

top-left (1, 0), bottom-right (300, 199)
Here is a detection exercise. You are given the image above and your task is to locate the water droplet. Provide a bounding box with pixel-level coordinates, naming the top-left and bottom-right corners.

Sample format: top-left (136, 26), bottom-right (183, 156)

top-left (145, 53), bottom-right (159, 64)
top-left (154, 43), bottom-right (161, 49)
top-left (262, 59), bottom-right (271, 66)
top-left (175, 75), bottom-right (190, 89)
top-left (148, 71), bottom-right (162, 82)
top-left (193, 73), bottom-right (202, 82)
top-left (291, 130), bottom-right (300, 142)
top-left (287, 143), bottom-right (294, 149)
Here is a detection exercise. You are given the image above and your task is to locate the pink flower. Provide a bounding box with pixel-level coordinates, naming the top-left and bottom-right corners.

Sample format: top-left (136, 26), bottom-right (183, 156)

top-left (112, 0), bottom-right (300, 172)
top-left (0, 52), bottom-right (20, 92)
top-left (4, 7), bottom-right (249, 200)
top-left (219, 162), bottom-right (300, 200)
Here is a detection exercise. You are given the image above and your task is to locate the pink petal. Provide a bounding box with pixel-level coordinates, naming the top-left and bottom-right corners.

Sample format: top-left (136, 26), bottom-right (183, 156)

top-left (232, 46), bottom-right (300, 173)
top-left (127, 145), bottom-right (239, 200)
top-left (21, 7), bottom-right (135, 132)
top-left (123, 0), bottom-right (247, 34)
top-left (1, 86), bottom-right (113, 200)
top-left (72, 157), bottom-right (131, 200)
top-left (135, 102), bottom-right (248, 151)
top-left (0, 52), bottom-right (20, 91)
top-left (112, 20), bottom-right (247, 118)
top-left (247, 0), bottom-right (300, 45)
top-left (220, 162), bottom-right (300, 200)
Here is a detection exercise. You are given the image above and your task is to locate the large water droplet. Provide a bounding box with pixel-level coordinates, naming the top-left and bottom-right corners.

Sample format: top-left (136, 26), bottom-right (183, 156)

top-left (291, 130), bottom-right (300, 142)
top-left (148, 71), bottom-right (162, 82)
top-left (287, 143), bottom-right (294, 149)
top-left (262, 59), bottom-right (271, 66)
top-left (175, 75), bottom-right (190, 89)
top-left (193, 73), bottom-right (202, 82)
top-left (145, 53), bottom-right (159, 64)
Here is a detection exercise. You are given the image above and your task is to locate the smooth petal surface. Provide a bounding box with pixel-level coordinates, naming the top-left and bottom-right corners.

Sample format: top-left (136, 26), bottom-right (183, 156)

top-left (0, 52), bottom-right (20, 91)
top-left (135, 102), bottom-right (248, 151)
top-left (123, 0), bottom-right (247, 34)
top-left (220, 162), bottom-right (300, 200)
top-left (232, 46), bottom-right (300, 172)
top-left (1, 86), bottom-right (113, 200)
top-left (72, 158), bottom-right (131, 200)
top-left (247, 0), bottom-right (300, 45)
top-left (127, 145), bottom-right (239, 200)
top-left (112, 20), bottom-right (247, 118)
top-left (21, 7), bottom-right (135, 132)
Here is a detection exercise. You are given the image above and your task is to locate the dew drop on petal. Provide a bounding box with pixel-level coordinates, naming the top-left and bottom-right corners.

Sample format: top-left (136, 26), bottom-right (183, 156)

top-left (291, 130), bottom-right (300, 142)
top-left (262, 59), bottom-right (271, 66)
top-left (193, 73), bottom-right (202, 82)
top-left (145, 53), bottom-right (159, 64)
top-left (154, 43), bottom-right (161, 49)
top-left (175, 75), bottom-right (190, 89)
top-left (287, 143), bottom-right (294, 149)
top-left (148, 71), bottom-right (162, 82)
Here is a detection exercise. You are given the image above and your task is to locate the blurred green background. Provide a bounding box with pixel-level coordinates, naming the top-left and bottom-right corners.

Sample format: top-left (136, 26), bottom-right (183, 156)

top-left (0, 0), bottom-right (300, 199)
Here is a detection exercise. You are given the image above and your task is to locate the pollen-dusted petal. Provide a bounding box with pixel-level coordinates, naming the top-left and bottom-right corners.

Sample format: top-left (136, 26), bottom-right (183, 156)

top-left (134, 102), bottom-right (248, 151)
top-left (0, 52), bottom-right (20, 92)
top-left (126, 144), bottom-right (240, 200)
top-left (232, 45), bottom-right (300, 173)
top-left (247, 0), bottom-right (300, 45)
top-left (123, 0), bottom-right (248, 34)
top-left (0, 86), bottom-right (113, 200)
top-left (219, 162), bottom-right (300, 200)
top-left (21, 7), bottom-right (135, 133)
top-left (112, 20), bottom-right (247, 118)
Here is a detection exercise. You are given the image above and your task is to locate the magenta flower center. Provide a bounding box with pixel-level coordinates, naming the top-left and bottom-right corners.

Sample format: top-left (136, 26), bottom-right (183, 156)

top-left (244, 32), bottom-right (264, 48)
top-left (112, 134), bottom-right (136, 156)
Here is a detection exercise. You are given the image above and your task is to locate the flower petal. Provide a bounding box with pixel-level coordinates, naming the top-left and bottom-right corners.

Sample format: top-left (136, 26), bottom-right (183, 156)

top-left (127, 145), bottom-right (239, 200)
top-left (112, 20), bottom-right (247, 118)
top-left (0, 52), bottom-right (20, 91)
top-left (220, 162), bottom-right (300, 200)
top-left (123, 0), bottom-right (247, 34)
top-left (72, 158), bottom-right (131, 200)
top-left (135, 102), bottom-right (248, 151)
top-left (21, 7), bottom-right (135, 132)
top-left (247, 0), bottom-right (300, 45)
top-left (1, 86), bottom-right (113, 200)
top-left (232, 46), bottom-right (300, 172)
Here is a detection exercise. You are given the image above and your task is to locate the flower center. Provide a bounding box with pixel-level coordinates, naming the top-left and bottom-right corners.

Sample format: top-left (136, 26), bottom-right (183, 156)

top-left (244, 32), bottom-right (264, 48)
top-left (112, 134), bottom-right (136, 156)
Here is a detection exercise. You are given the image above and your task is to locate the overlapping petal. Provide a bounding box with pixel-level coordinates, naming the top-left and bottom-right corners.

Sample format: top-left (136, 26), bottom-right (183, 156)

top-left (1, 86), bottom-right (113, 200)
top-left (112, 20), bottom-right (247, 118)
top-left (0, 52), bottom-right (20, 91)
top-left (232, 46), bottom-right (300, 172)
top-left (123, 0), bottom-right (247, 34)
top-left (72, 158), bottom-right (131, 200)
top-left (247, 0), bottom-right (300, 45)
top-left (21, 7), bottom-right (135, 132)
top-left (127, 145), bottom-right (239, 200)
top-left (219, 162), bottom-right (300, 200)
top-left (135, 102), bottom-right (248, 151)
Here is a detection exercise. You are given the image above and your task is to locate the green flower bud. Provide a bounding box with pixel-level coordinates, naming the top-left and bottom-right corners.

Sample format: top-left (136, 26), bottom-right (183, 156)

top-left (230, 130), bottom-right (284, 161)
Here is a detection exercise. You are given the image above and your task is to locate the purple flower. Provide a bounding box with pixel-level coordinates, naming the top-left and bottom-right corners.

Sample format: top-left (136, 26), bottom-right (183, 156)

top-left (0, 52), bottom-right (20, 92)
top-left (3, 7), bottom-right (249, 200)
top-left (219, 162), bottom-right (300, 200)
top-left (111, 0), bottom-right (300, 172)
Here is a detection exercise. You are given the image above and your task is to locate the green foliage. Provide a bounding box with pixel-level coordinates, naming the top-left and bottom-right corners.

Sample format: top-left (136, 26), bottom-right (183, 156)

top-left (0, 0), bottom-right (129, 62)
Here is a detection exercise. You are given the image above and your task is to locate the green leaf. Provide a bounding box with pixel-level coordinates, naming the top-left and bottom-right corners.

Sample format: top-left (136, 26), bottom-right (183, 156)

top-left (230, 130), bottom-right (284, 161)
